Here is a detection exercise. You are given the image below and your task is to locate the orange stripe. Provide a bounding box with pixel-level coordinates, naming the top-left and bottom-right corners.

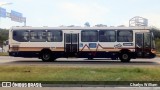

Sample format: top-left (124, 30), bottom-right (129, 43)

top-left (10, 47), bottom-right (135, 52)
top-left (56, 47), bottom-right (64, 49)
top-left (10, 47), bottom-right (64, 51)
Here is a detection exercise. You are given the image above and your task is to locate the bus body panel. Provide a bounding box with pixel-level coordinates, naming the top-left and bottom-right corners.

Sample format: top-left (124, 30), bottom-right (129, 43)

top-left (8, 26), bottom-right (156, 61)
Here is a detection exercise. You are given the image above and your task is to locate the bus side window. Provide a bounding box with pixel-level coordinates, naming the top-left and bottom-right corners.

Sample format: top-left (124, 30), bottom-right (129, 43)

top-left (47, 30), bottom-right (62, 42)
top-left (81, 30), bottom-right (98, 42)
top-left (13, 30), bottom-right (29, 42)
top-left (30, 31), bottom-right (36, 40)
top-left (23, 32), bottom-right (29, 41)
top-left (38, 31), bottom-right (46, 40)
top-left (99, 30), bottom-right (116, 42)
top-left (30, 30), bottom-right (46, 42)
top-left (47, 32), bottom-right (52, 42)
top-left (117, 30), bottom-right (133, 42)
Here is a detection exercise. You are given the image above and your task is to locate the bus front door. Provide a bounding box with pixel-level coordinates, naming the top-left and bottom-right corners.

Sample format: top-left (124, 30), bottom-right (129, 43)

top-left (135, 33), bottom-right (151, 58)
top-left (64, 33), bottom-right (79, 57)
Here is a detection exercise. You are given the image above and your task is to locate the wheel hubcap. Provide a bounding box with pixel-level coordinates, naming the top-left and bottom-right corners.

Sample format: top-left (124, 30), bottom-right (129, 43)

top-left (43, 53), bottom-right (50, 60)
top-left (122, 54), bottom-right (128, 60)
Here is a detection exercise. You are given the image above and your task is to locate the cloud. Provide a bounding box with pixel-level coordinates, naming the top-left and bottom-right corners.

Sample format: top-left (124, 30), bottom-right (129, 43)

top-left (56, 1), bottom-right (110, 26)
top-left (141, 14), bottom-right (160, 28)
top-left (0, 2), bottom-right (12, 6)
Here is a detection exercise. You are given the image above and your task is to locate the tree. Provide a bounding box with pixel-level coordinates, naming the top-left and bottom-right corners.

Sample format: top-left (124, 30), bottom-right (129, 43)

top-left (84, 22), bottom-right (90, 27)
top-left (151, 27), bottom-right (160, 39)
top-left (151, 27), bottom-right (160, 52)
top-left (95, 24), bottom-right (107, 27)
top-left (0, 29), bottom-right (9, 47)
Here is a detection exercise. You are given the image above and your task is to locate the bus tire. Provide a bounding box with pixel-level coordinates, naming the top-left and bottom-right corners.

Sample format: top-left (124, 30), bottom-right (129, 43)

top-left (41, 50), bottom-right (52, 62)
top-left (119, 52), bottom-right (131, 62)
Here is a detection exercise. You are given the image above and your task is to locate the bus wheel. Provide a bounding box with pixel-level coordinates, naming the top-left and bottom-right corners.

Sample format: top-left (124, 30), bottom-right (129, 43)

top-left (41, 50), bottom-right (52, 62)
top-left (119, 52), bottom-right (131, 62)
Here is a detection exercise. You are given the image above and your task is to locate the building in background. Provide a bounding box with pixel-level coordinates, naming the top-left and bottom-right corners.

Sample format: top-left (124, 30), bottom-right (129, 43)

top-left (129, 16), bottom-right (148, 27)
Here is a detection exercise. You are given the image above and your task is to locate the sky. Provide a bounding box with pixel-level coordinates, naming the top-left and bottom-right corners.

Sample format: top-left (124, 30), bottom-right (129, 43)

top-left (0, 0), bottom-right (160, 29)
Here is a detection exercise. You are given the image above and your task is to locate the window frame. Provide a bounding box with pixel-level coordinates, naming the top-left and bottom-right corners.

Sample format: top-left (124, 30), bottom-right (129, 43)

top-left (117, 30), bottom-right (133, 42)
top-left (99, 30), bottom-right (116, 42)
top-left (47, 30), bottom-right (63, 42)
top-left (12, 30), bottom-right (30, 42)
top-left (30, 30), bottom-right (47, 42)
top-left (81, 30), bottom-right (98, 42)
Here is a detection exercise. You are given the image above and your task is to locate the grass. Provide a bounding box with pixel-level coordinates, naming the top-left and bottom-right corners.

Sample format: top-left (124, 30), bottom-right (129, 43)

top-left (0, 52), bottom-right (9, 56)
top-left (0, 66), bottom-right (160, 82)
top-left (155, 52), bottom-right (160, 57)
top-left (156, 52), bottom-right (160, 57)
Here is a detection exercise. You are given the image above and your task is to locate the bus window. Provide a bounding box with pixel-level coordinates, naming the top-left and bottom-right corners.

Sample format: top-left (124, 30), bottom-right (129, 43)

top-left (117, 30), bottom-right (133, 42)
top-left (99, 30), bottom-right (116, 42)
top-left (81, 30), bottom-right (98, 42)
top-left (13, 30), bottom-right (29, 42)
top-left (30, 30), bottom-right (46, 42)
top-left (47, 30), bottom-right (62, 42)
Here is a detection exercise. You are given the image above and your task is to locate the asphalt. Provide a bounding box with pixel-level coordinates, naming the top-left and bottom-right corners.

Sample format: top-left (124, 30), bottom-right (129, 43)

top-left (0, 56), bottom-right (159, 67)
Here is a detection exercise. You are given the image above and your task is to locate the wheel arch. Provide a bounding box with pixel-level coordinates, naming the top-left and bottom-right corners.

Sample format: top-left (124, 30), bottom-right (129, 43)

top-left (119, 49), bottom-right (131, 53)
top-left (119, 49), bottom-right (132, 62)
top-left (39, 48), bottom-right (52, 58)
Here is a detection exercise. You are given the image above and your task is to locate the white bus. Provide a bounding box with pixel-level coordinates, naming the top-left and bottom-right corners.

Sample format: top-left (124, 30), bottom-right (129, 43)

top-left (8, 26), bottom-right (156, 62)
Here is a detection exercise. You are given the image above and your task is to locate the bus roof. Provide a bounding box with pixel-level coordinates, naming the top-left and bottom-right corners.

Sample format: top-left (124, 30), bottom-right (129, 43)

top-left (10, 26), bottom-right (151, 30)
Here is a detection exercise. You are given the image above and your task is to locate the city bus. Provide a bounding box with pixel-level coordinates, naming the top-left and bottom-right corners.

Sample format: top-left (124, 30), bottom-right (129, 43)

top-left (8, 26), bottom-right (156, 62)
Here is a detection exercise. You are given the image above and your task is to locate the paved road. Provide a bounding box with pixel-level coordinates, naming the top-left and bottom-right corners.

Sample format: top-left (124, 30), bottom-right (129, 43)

top-left (0, 56), bottom-right (159, 66)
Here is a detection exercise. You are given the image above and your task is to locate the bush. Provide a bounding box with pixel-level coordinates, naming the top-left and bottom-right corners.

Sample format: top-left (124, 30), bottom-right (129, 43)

top-left (0, 29), bottom-right (9, 47)
top-left (155, 39), bottom-right (160, 52)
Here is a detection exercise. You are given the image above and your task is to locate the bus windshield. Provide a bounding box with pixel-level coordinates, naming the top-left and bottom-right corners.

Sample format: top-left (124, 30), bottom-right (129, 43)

top-left (151, 32), bottom-right (156, 49)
